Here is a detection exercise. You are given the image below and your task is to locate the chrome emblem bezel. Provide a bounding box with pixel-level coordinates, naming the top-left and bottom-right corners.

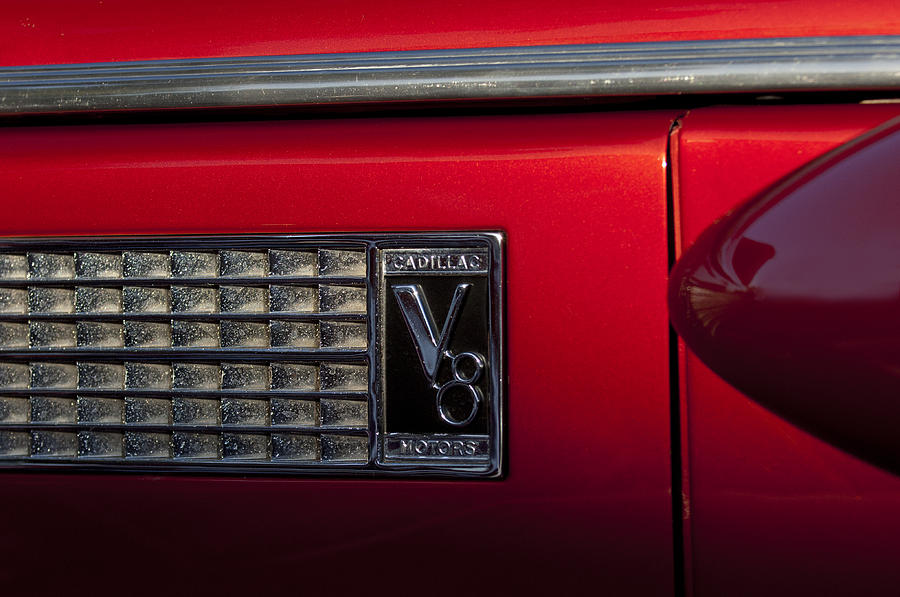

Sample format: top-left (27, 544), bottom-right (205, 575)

top-left (0, 232), bottom-right (504, 478)
top-left (376, 236), bottom-right (504, 477)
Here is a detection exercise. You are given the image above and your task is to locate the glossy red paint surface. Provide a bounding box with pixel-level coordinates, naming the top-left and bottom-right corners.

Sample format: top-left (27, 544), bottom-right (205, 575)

top-left (672, 117), bottom-right (900, 475)
top-left (673, 104), bottom-right (900, 596)
top-left (0, 112), bottom-right (677, 595)
top-left (3, 0), bottom-right (900, 66)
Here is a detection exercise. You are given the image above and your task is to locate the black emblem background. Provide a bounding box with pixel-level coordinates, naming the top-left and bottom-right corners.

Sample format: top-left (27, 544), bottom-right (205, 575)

top-left (384, 274), bottom-right (490, 434)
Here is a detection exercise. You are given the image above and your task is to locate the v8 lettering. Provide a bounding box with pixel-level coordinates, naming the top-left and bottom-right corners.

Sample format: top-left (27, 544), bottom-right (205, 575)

top-left (392, 283), bottom-right (486, 427)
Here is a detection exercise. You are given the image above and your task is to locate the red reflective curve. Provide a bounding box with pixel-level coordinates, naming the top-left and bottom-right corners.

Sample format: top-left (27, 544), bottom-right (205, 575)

top-left (671, 115), bottom-right (900, 474)
top-left (672, 104), bottom-right (900, 597)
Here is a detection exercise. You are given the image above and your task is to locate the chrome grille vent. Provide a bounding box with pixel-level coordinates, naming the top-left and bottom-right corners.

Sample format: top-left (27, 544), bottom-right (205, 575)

top-left (0, 239), bottom-right (371, 470)
top-left (0, 234), bottom-right (504, 477)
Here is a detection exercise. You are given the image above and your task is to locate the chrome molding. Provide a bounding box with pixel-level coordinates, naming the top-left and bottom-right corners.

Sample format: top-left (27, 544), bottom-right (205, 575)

top-left (2, 36), bottom-right (900, 114)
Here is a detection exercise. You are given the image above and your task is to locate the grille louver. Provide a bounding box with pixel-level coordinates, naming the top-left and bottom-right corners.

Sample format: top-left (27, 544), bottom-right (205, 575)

top-left (0, 233), bottom-right (503, 477)
top-left (0, 240), bottom-right (371, 470)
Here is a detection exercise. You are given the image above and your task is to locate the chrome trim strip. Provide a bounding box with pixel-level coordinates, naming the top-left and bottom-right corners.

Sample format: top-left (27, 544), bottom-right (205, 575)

top-left (2, 36), bottom-right (900, 114)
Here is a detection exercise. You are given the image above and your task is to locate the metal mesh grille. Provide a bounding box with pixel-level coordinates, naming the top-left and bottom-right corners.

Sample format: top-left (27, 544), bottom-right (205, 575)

top-left (0, 242), bottom-right (371, 469)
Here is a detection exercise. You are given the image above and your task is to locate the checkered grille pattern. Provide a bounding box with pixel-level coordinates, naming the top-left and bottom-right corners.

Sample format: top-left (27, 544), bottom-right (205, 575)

top-left (0, 243), bottom-right (371, 468)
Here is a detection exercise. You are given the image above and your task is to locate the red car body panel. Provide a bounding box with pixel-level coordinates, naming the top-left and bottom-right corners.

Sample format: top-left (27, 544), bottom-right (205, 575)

top-left (0, 112), bottom-right (677, 594)
top-left (673, 104), bottom-right (900, 596)
top-left (2, 0), bottom-right (900, 66)
top-left (4, 2), bottom-right (900, 595)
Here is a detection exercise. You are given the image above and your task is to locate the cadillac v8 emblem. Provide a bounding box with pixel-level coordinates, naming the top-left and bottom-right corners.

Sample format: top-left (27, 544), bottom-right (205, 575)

top-left (379, 237), bottom-right (503, 476)
top-left (0, 232), bottom-right (501, 478)
top-left (392, 283), bottom-right (484, 426)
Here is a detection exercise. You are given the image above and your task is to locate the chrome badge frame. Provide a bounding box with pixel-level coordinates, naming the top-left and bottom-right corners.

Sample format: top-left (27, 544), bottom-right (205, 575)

top-left (376, 235), bottom-right (504, 477)
top-left (0, 232), bottom-right (504, 478)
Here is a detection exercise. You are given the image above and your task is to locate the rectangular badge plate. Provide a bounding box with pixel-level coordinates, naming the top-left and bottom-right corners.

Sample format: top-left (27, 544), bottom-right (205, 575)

top-left (378, 243), bottom-right (502, 476)
top-left (0, 233), bottom-right (503, 478)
